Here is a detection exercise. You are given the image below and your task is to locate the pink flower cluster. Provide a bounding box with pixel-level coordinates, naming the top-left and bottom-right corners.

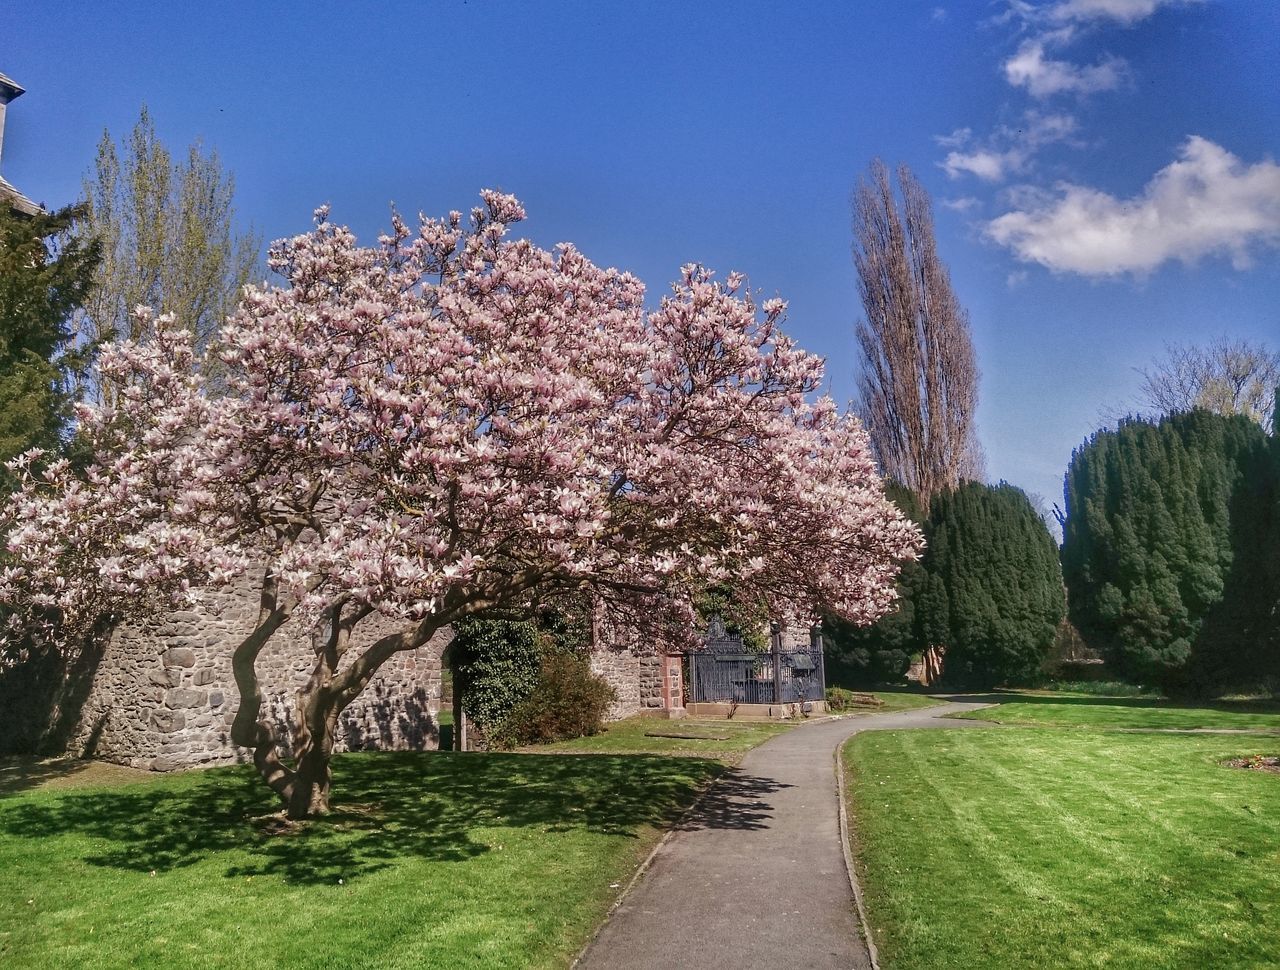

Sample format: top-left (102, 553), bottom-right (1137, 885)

top-left (1, 191), bottom-right (920, 664)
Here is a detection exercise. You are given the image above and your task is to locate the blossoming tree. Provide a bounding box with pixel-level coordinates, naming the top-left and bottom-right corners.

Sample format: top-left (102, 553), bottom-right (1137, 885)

top-left (1, 192), bottom-right (920, 818)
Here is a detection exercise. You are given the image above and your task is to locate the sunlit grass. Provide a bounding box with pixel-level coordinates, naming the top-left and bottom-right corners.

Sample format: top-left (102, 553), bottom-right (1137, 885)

top-left (0, 751), bottom-right (720, 969)
top-left (950, 691), bottom-right (1280, 730)
top-left (846, 728), bottom-right (1280, 969)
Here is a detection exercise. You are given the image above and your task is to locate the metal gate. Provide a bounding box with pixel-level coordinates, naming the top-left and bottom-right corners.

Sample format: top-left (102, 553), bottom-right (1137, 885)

top-left (688, 617), bottom-right (826, 705)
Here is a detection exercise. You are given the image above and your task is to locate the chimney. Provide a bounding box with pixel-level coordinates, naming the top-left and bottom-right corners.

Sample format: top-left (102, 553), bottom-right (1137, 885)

top-left (0, 71), bottom-right (39, 215)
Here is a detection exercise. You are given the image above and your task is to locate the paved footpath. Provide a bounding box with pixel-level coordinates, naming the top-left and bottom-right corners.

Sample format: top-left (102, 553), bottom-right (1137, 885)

top-left (577, 700), bottom-right (994, 970)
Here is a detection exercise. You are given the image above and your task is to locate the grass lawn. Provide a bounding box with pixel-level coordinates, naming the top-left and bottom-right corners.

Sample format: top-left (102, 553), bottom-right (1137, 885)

top-left (0, 751), bottom-right (720, 969)
top-left (950, 691), bottom-right (1280, 731)
top-left (845, 728), bottom-right (1280, 969)
top-left (866, 690), bottom-right (948, 714)
top-left (540, 692), bottom-right (940, 761)
top-left (536, 717), bottom-right (796, 761)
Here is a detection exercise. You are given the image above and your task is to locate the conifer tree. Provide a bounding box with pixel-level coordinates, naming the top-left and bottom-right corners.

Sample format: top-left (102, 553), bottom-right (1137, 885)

top-left (1061, 411), bottom-right (1269, 689)
top-left (0, 202), bottom-right (99, 483)
top-left (824, 482), bottom-right (924, 685)
top-left (926, 482), bottom-right (1064, 688)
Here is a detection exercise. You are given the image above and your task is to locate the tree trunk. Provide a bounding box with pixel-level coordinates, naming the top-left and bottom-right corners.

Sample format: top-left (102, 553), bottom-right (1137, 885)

top-left (285, 683), bottom-right (339, 819)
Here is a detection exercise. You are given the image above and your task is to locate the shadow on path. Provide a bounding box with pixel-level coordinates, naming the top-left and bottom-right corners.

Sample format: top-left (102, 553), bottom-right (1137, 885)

top-left (675, 768), bottom-right (791, 833)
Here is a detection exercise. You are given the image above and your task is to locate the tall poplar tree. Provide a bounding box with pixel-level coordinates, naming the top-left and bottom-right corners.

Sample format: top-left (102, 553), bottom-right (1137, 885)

top-left (74, 107), bottom-right (257, 395)
top-left (852, 160), bottom-right (983, 512)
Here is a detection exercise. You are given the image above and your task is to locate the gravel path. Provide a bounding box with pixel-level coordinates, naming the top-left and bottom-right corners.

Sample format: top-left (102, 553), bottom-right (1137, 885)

top-left (576, 700), bottom-right (994, 970)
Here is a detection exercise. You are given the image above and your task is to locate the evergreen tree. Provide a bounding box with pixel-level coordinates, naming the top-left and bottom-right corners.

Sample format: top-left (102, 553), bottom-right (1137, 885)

top-left (1061, 410), bottom-right (1269, 690)
top-left (0, 202), bottom-right (99, 483)
top-left (927, 482), bottom-right (1064, 688)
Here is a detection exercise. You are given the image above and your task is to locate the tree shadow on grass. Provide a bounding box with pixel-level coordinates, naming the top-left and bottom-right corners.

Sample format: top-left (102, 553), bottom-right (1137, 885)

top-left (0, 752), bottom-right (736, 886)
top-left (0, 758), bottom-right (97, 797)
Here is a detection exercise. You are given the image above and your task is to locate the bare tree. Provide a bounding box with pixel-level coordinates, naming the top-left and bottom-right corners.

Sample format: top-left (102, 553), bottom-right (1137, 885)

top-left (1137, 336), bottom-right (1279, 427)
top-left (852, 160), bottom-right (983, 510)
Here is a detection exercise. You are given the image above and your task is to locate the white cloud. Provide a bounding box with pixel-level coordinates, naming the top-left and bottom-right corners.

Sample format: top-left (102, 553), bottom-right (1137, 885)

top-left (996, 0), bottom-right (1199, 27)
top-left (938, 112), bottom-right (1079, 182)
top-left (942, 196), bottom-right (982, 212)
top-left (986, 137), bottom-right (1280, 277)
top-left (1004, 35), bottom-right (1128, 97)
top-left (943, 149), bottom-right (1014, 182)
top-left (1051, 0), bottom-right (1200, 26)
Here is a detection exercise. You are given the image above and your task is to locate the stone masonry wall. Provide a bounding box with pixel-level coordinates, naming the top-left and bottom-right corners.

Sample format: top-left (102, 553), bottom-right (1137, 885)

top-left (589, 642), bottom-right (677, 718)
top-left (589, 645), bottom-right (642, 720)
top-left (67, 568), bottom-right (451, 771)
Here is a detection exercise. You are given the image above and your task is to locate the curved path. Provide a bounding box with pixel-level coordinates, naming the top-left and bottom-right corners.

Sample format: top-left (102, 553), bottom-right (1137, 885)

top-left (577, 700), bottom-right (993, 970)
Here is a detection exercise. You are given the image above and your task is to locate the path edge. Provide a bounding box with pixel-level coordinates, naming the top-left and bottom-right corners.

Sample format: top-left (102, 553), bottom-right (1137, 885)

top-left (836, 738), bottom-right (881, 970)
top-left (570, 765), bottom-right (726, 968)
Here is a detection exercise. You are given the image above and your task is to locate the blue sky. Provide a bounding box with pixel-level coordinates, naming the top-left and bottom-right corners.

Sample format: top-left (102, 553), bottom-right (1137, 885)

top-left (4, 1), bottom-right (1277, 518)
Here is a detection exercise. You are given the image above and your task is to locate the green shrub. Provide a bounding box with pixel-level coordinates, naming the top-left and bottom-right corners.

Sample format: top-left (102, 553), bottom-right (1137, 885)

top-left (497, 652), bottom-right (616, 747)
top-left (451, 615), bottom-right (542, 729)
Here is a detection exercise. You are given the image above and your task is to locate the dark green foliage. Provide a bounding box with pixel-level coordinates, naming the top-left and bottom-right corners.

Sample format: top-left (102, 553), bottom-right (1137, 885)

top-left (450, 607), bottom-right (613, 747)
top-left (450, 615), bottom-right (542, 730)
top-left (826, 480), bottom-right (1061, 689)
top-left (824, 482), bottom-right (923, 686)
top-left (926, 482), bottom-right (1065, 688)
top-left (696, 583), bottom-right (769, 651)
top-left (496, 653), bottom-right (616, 747)
top-left (0, 203), bottom-right (99, 482)
top-left (1061, 410), bottom-right (1272, 691)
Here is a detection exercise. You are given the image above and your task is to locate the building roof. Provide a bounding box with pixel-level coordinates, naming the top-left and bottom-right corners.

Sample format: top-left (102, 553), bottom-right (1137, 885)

top-left (0, 175), bottom-right (40, 216)
top-left (0, 72), bottom-right (24, 102)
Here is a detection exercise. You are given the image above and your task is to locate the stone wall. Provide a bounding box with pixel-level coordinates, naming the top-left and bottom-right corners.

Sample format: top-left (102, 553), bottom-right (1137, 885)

top-left (589, 643), bottom-right (681, 718)
top-left (66, 569), bottom-right (452, 771)
top-left (589, 645), bottom-right (642, 719)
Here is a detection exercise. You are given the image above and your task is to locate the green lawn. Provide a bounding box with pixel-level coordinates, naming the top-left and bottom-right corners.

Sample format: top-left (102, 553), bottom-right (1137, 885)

top-left (536, 717), bottom-right (796, 761)
top-left (845, 728), bottom-right (1280, 969)
top-left (540, 692), bottom-right (940, 761)
top-left (950, 691), bottom-right (1280, 731)
top-left (0, 751), bottom-right (720, 969)
top-left (864, 691), bottom-right (948, 714)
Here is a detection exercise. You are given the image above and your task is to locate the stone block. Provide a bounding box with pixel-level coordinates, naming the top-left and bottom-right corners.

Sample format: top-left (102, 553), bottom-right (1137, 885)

top-left (208, 690), bottom-right (225, 709)
top-left (165, 687), bottom-right (207, 709)
top-left (150, 710), bottom-right (186, 733)
top-left (147, 668), bottom-right (181, 687)
top-left (193, 669), bottom-right (216, 686)
top-left (163, 647), bottom-right (197, 668)
top-left (149, 754), bottom-right (185, 771)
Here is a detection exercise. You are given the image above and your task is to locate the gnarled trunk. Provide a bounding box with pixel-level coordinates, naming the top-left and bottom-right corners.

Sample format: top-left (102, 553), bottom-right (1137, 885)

top-left (285, 679), bottom-right (340, 819)
top-left (227, 582), bottom-right (443, 819)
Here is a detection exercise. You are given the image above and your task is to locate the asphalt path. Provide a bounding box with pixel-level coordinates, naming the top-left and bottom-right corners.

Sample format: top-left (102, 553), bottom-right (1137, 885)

top-left (576, 699), bottom-right (994, 970)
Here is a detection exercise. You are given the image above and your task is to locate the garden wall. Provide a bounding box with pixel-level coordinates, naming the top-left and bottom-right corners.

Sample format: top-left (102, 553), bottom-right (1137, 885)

top-left (60, 569), bottom-right (453, 771)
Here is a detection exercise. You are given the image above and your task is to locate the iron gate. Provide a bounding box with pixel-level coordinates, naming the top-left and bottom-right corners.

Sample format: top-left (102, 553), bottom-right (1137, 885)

top-left (687, 617), bottom-right (826, 705)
